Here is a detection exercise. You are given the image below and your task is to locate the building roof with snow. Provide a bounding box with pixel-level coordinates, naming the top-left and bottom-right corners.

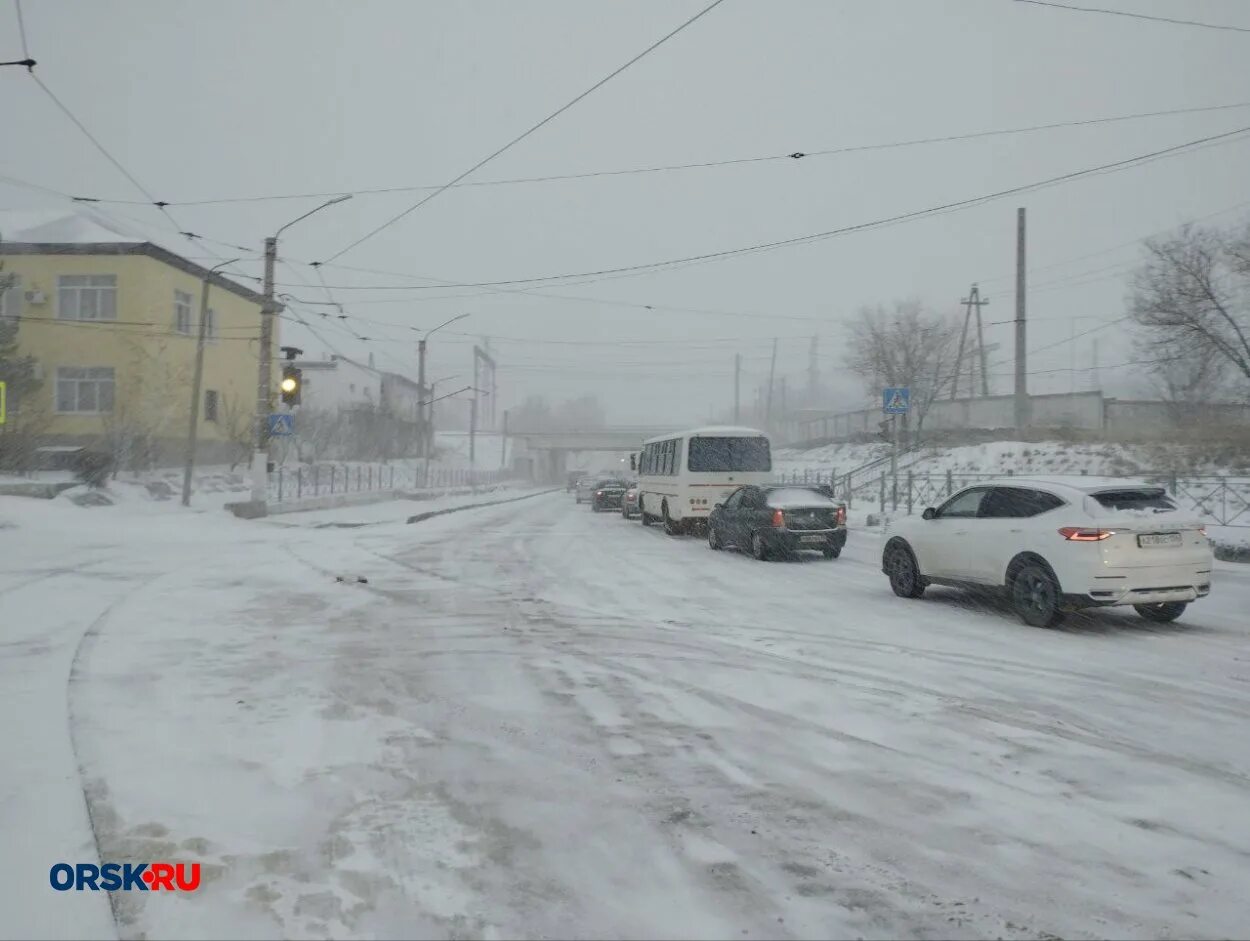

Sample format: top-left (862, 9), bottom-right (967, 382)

top-left (0, 208), bottom-right (264, 305)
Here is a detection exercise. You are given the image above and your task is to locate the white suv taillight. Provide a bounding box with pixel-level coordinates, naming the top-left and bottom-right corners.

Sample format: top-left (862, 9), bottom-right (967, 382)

top-left (1058, 527), bottom-right (1113, 541)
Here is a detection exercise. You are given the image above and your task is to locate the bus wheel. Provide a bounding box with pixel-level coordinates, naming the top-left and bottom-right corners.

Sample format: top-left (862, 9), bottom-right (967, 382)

top-left (639, 498), bottom-right (652, 526)
top-left (663, 504), bottom-right (681, 536)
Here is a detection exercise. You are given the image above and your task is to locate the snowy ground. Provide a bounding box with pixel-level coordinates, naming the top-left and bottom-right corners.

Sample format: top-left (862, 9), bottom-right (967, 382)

top-left (775, 439), bottom-right (1250, 479)
top-left (3, 491), bottom-right (1250, 939)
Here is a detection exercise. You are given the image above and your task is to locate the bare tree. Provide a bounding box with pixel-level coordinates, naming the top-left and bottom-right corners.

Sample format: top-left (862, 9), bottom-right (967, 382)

top-left (844, 300), bottom-right (962, 433)
top-left (217, 392), bottom-right (256, 470)
top-left (0, 261), bottom-right (46, 473)
top-left (1130, 222), bottom-right (1250, 399)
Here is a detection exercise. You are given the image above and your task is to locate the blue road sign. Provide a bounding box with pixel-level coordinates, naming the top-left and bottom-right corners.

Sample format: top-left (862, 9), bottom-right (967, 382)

top-left (267, 413), bottom-right (294, 437)
top-left (882, 387), bottom-right (910, 414)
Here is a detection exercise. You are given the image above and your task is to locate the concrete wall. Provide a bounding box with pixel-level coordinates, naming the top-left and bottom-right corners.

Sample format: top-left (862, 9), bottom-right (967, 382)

top-left (793, 391), bottom-right (1250, 444)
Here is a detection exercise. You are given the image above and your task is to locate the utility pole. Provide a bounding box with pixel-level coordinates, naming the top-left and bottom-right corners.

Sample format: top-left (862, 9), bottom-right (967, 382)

top-left (181, 258), bottom-right (238, 507)
top-left (952, 284), bottom-right (990, 399)
top-left (1014, 207), bottom-right (1028, 430)
top-left (950, 298), bottom-right (972, 401)
top-left (765, 337), bottom-right (778, 427)
top-left (1091, 337), bottom-right (1101, 392)
top-left (417, 337), bottom-right (427, 455)
top-left (249, 236), bottom-right (278, 503)
top-left (733, 353), bottom-right (740, 424)
top-left (418, 313), bottom-right (470, 460)
top-left (974, 285), bottom-right (990, 397)
top-left (500, 409), bottom-right (509, 469)
top-left (807, 335), bottom-right (818, 406)
top-left (248, 195), bottom-right (352, 507)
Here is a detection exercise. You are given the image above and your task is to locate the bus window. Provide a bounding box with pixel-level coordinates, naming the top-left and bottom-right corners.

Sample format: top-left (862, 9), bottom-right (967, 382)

top-left (687, 436), bottom-right (771, 473)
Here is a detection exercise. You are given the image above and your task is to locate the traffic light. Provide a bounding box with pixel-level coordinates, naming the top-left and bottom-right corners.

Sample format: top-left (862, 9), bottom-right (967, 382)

top-left (280, 365), bottom-right (302, 406)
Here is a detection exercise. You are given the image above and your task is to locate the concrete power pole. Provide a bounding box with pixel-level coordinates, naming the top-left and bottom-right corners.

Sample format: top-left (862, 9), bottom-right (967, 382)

top-left (765, 338), bottom-right (778, 427)
top-left (249, 236), bottom-right (278, 503)
top-left (182, 258), bottom-right (238, 507)
top-left (733, 353), bottom-right (740, 424)
top-left (807, 335), bottom-right (818, 406)
top-left (417, 337), bottom-right (427, 456)
top-left (1014, 207), bottom-right (1028, 430)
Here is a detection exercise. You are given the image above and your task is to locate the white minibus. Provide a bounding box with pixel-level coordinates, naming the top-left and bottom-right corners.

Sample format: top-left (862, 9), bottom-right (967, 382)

top-left (633, 426), bottom-right (772, 534)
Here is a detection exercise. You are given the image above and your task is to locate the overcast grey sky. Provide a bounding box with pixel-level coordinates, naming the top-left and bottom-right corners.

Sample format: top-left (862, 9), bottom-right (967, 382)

top-left (5, 0), bottom-right (1250, 424)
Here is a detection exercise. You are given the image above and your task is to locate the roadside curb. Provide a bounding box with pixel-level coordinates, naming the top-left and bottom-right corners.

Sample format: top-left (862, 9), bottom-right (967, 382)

top-left (407, 488), bottom-right (560, 525)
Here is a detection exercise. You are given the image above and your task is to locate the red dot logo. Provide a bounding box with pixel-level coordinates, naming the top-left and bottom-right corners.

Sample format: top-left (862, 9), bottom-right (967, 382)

top-left (142, 869), bottom-right (154, 885)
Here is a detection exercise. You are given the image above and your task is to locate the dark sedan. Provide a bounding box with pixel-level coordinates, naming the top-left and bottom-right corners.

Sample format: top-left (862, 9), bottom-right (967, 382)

top-left (707, 485), bottom-right (847, 560)
top-left (590, 478), bottom-right (632, 512)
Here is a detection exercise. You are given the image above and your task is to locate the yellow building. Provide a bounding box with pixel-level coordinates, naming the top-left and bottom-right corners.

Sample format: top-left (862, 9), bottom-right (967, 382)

top-left (1, 218), bottom-right (270, 468)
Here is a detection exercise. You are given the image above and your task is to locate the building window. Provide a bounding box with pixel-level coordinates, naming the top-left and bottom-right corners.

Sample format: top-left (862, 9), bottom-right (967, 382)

top-left (174, 290), bottom-right (193, 334)
top-left (203, 306), bottom-right (216, 341)
top-left (57, 275), bottom-right (117, 321)
top-left (55, 367), bottom-right (115, 413)
top-left (0, 274), bottom-right (20, 318)
top-left (204, 389), bottom-right (219, 422)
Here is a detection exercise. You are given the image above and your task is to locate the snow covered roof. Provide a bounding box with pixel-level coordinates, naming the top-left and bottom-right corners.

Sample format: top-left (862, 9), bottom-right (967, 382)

top-left (0, 209), bottom-right (265, 306)
top-left (0, 208), bottom-right (150, 244)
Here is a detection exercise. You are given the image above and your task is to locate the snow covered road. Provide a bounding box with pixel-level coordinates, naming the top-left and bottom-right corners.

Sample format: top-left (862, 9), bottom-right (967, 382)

top-left (4, 491), bottom-right (1250, 939)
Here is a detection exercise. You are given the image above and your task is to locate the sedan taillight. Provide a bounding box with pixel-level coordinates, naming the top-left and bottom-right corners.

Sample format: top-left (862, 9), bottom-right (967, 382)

top-left (772, 508), bottom-right (785, 528)
top-left (1058, 527), bottom-right (1113, 541)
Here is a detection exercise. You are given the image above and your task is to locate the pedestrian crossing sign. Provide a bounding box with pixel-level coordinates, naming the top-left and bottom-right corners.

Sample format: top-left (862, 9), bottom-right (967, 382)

top-left (883, 387), bottom-right (910, 414)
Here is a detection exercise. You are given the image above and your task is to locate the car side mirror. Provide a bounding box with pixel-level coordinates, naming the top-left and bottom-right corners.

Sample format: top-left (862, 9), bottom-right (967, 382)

top-left (922, 507), bottom-right (937, 520)
top-left (714, 502), bottom-right (723, 509)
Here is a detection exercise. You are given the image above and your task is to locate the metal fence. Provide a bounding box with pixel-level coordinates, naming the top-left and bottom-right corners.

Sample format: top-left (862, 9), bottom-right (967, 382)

top-left (268, 462), bottom-right (509, 503)
top-left (773, 468), bottom-right (1250, 526)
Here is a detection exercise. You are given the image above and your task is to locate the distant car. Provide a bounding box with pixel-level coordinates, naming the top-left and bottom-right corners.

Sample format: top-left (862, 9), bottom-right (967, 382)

top-left (882, 478), bottom-right (1213, 627)
top-left (567, 470), bottom-right (588, 493)
top-left (707, 485), bottom-right (847, 560)
top-left (621, 483), bottom-right (640, 519)
top-left (575, 477), bottom-right (598, 504)
top-left (591, 478), bottom-right (631, 512)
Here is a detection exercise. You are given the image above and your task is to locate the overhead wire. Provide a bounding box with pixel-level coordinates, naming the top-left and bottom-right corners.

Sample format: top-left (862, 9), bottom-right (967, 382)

top-left (1013, 0), bottom-right (1250, 34)
top-left (55, 100), bottom-right (1250, 207)
top-left (286, 124), bottom-right (1250, 292)
top-left (320, 0), bottom-right (727, 262)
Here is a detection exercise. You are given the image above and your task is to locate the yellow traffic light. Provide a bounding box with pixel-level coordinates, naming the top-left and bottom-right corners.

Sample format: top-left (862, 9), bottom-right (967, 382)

top-left (280, 365), bottom-right (302, 405)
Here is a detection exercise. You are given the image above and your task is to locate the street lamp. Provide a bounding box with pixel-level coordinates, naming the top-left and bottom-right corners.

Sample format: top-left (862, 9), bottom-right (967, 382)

top-left (181, 257), bottom-right (240, 507)
top-left (417, 313), bottom-right (469, 456)
top-left (418, 384), bottom-right (472, 488)
top-left (249, 194), bottom-right (353, 506)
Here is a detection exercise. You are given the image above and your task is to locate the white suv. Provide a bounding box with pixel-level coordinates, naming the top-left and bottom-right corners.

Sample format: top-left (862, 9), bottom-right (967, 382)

top-left (882, 477), bottom-right (1213, 627)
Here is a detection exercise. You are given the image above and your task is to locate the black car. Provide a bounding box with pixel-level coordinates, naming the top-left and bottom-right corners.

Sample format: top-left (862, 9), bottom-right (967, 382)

top-left (590, 478), bottom-right (632, 512)
top-left (707, 485), bottom-right (847, 560)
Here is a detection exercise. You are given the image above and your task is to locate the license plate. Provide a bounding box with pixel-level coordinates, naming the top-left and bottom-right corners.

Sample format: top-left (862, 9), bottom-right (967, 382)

top-left (1138, 533), bottom-right (1182, 548)
top-left (800, 534), bottom-right (825, 544)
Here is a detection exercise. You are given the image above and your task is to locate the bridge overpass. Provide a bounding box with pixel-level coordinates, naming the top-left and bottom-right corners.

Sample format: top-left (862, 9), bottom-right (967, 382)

top-left (507, 427), bottom-right (681, 482)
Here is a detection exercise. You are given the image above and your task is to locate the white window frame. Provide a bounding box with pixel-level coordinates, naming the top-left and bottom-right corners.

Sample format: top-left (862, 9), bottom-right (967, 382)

top-left (57, 275), bottom-right (117, 322)
top-left (202, 306), bottom-right (216, 342)
top-left (55, 366), bottom-right (115, 414)
top-left (0, 274), bottom-right (20, 318)
top-left (174, 289), bottom-right (193, 335)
